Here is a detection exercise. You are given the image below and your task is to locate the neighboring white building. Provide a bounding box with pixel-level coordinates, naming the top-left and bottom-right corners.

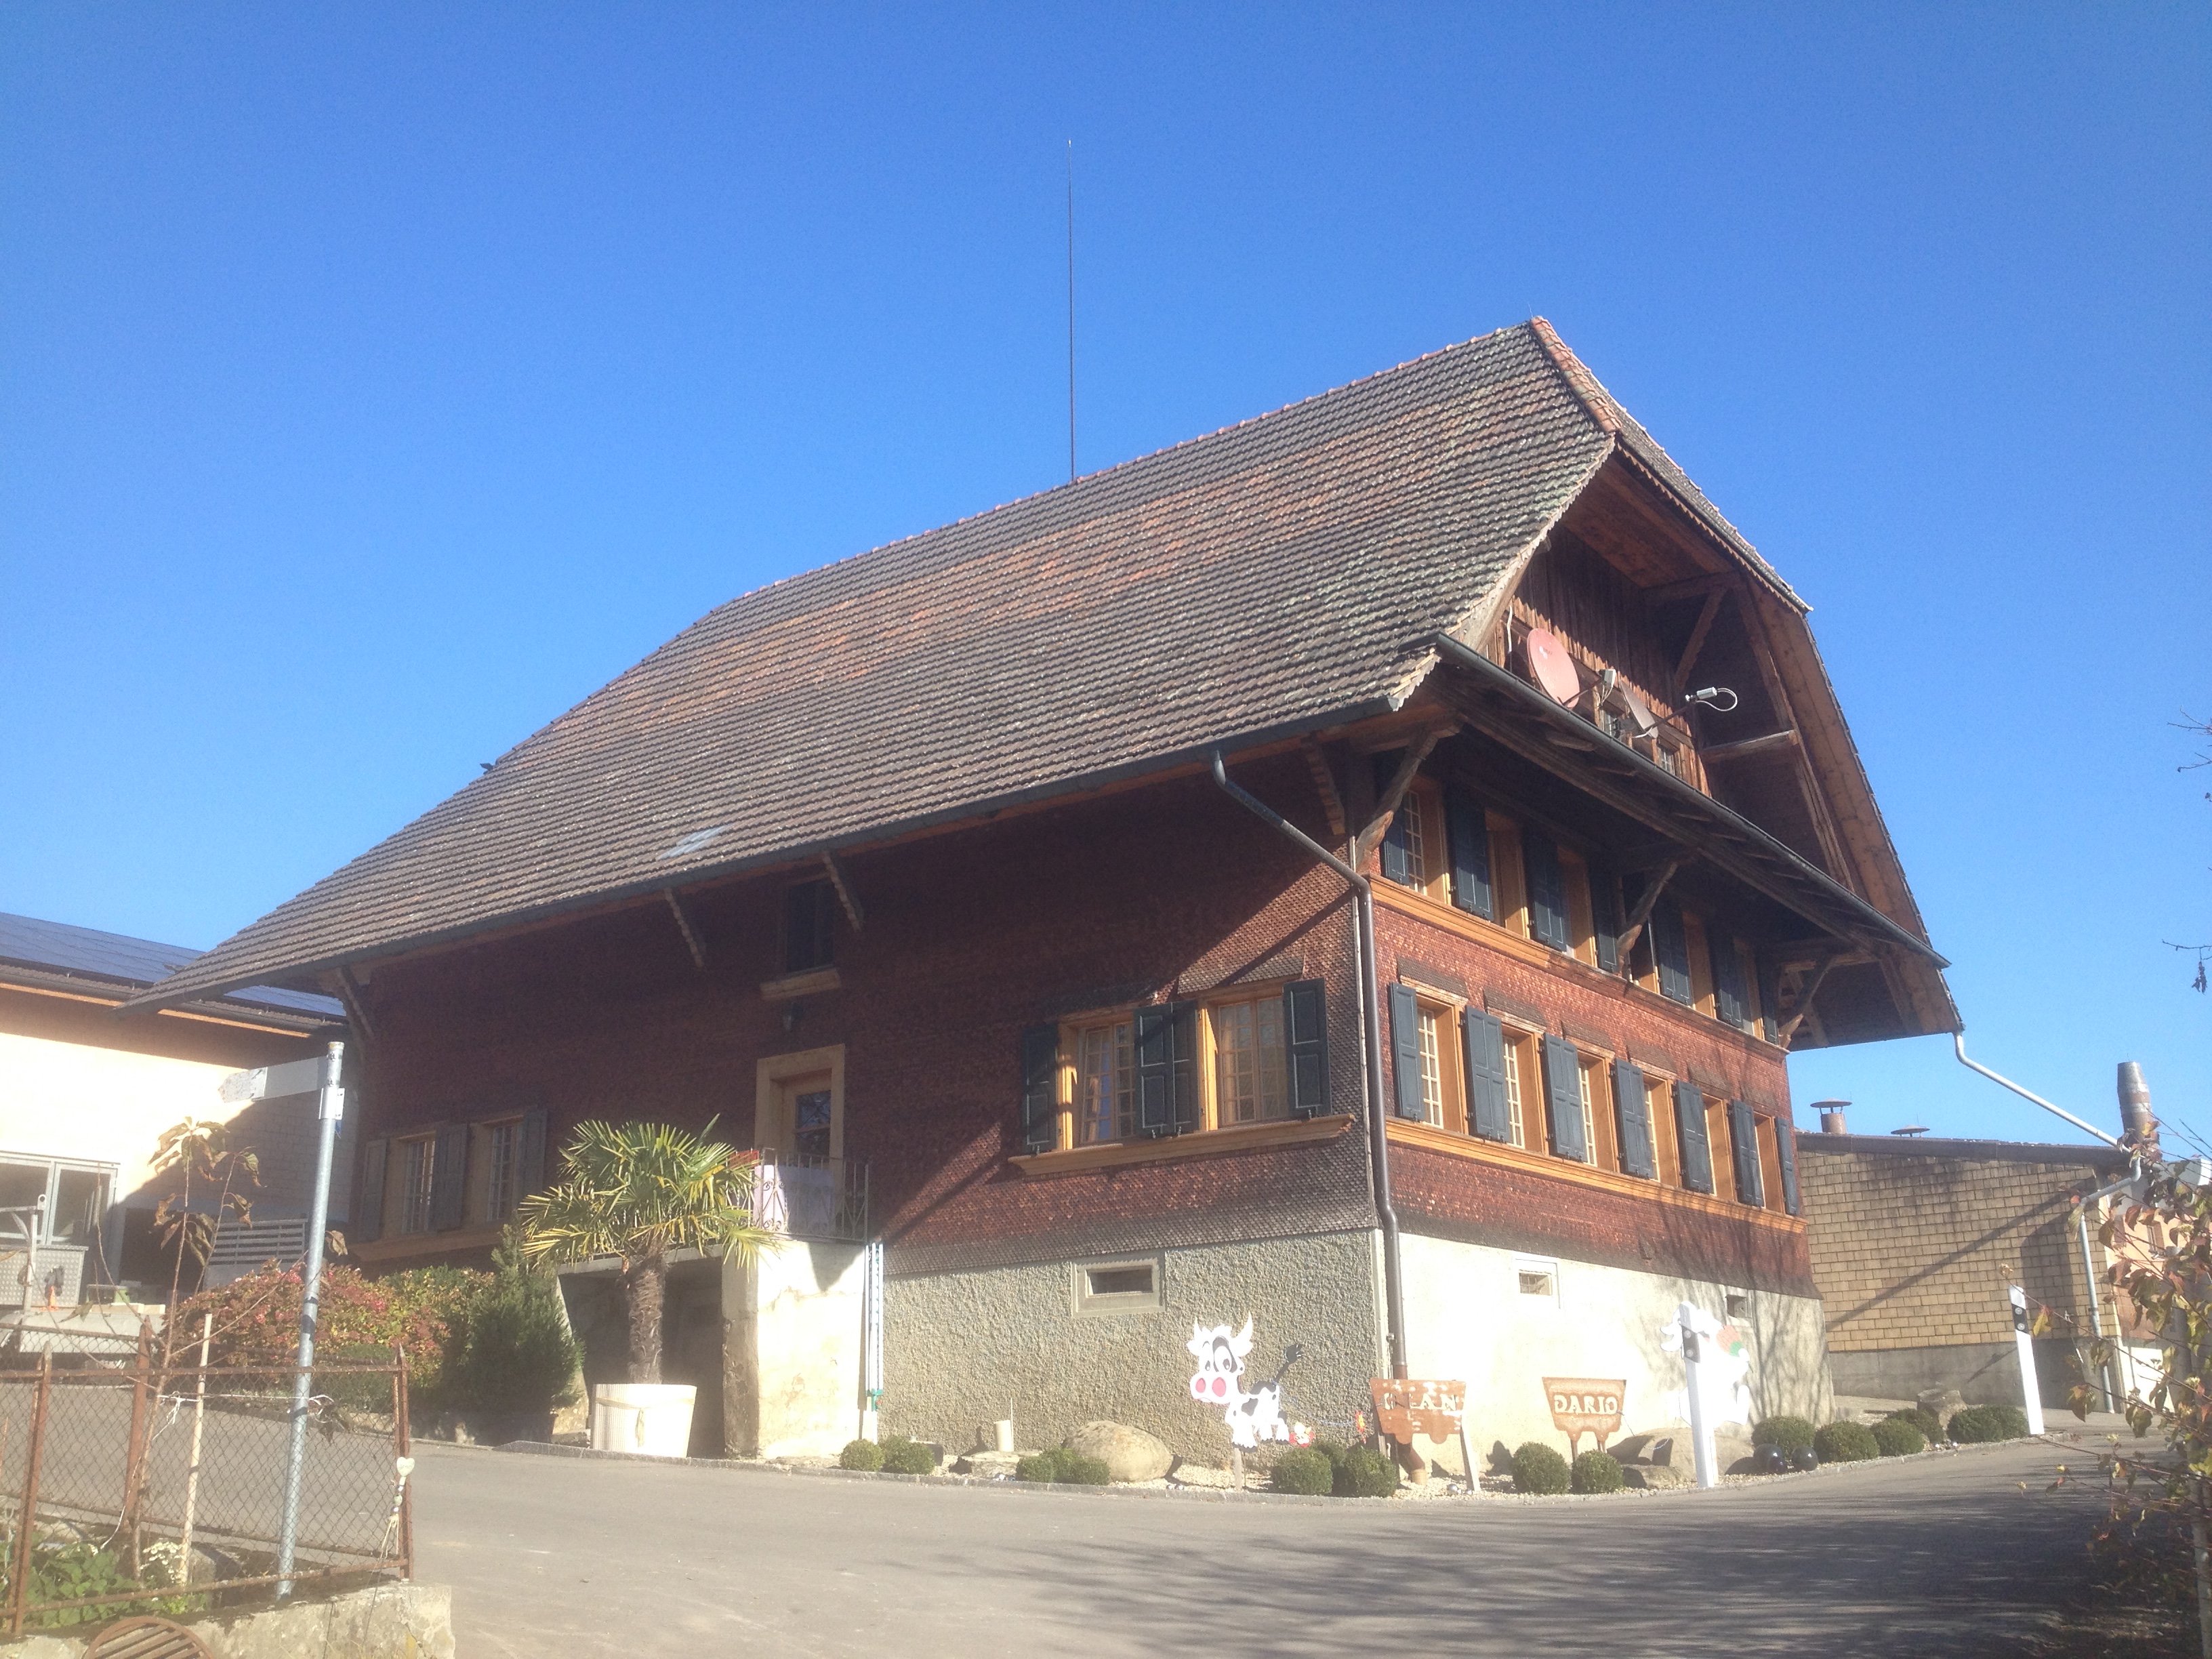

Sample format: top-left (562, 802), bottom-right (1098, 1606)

top-left (0, 913), bottom-right (348, 1304)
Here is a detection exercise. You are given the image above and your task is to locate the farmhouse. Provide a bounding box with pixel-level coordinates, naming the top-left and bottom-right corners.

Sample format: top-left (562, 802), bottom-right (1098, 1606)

top-left (125, 321), bottom-right (1952, 1465)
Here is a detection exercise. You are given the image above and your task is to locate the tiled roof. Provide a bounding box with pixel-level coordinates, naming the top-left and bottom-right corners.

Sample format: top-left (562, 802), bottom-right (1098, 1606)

top-left (137, 320), bottom-right (1756, 1006)
top-left (0, 912), bottom-right (344, 1020)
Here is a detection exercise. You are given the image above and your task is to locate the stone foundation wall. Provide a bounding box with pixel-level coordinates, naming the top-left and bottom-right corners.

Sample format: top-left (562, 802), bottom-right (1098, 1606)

top-left (0, 1582), bottom-right (451, 1659)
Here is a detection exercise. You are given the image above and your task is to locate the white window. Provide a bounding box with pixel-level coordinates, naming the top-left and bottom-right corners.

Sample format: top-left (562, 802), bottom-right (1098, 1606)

top-left (1515, 1254), bottom-right (1561, 1305)
top-left (1574, 1063), bottom-right (1598, 1168)
top-left (1416, 1010), bottom-right (1446, 1127)
top-left (1076, 1021), bottom-right (1136, 1145)
top-left (1502, 1032), bottom-right (1534, 1148)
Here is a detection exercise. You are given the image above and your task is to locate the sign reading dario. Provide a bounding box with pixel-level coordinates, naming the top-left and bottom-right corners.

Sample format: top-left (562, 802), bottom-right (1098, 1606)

top-left (1544, 1376), bottom-right (1626, 1454)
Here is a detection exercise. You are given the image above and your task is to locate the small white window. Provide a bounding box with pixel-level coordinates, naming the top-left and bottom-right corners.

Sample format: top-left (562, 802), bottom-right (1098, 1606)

top-left (1073, 1256), bottom-right (1164, 1316)
top-left (1515, 1255), bottom-right (1561, 1304)
top-left (1725, 1292), bottom-right (1750, 1320)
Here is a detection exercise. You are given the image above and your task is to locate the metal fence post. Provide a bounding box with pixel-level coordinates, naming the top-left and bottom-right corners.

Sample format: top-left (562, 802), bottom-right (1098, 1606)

top-left (121, 1319), bottom-right (152, 1576)
top-left (11, 1354), bottom-right (52, 1638)
top-left (276, 1040), bottom-right (345, 1599)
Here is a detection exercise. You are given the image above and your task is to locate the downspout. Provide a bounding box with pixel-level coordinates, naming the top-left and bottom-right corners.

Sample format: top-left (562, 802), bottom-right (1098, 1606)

top-left (2079, 1164), bottom-right (2143, 1411)
top-left (1952, 1032), bottom-right (2123, 1149)
top-left (1210, 750), bottom-right (1409, 1379)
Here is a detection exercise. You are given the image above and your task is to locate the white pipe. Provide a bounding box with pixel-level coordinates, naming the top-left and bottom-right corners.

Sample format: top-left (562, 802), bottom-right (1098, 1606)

top-left (1953, 1032), bottom-right (2123, 1149)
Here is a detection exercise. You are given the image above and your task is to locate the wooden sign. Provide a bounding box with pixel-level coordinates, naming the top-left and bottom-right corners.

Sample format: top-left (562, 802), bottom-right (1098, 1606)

top-left (1544, 1376), bottom-right (1626, 1454)
top-left (1369, 1378), bottom-right (1466, 1441)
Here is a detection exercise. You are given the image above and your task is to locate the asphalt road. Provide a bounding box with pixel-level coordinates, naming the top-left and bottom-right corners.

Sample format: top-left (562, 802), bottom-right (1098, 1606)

top-left (411, 1436), bottom-right (2110, 1658)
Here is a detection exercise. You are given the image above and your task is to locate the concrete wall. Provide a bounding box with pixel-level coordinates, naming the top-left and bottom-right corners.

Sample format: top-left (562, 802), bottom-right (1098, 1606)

top-left (1399, 1230), bottom-right (1830, 1473)
top-left (884, 1229), bottom-right (1384, 1463)
top-left (0, 1582), bottom-right (452, 1659)
top-left (1828, 1336), bottom-right (2082, 1411)
top-left (724, 1237), bottom-right (867, 1458)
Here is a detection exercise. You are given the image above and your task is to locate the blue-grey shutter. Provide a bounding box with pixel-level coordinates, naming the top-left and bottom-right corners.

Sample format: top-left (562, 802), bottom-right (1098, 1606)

top-left (430, 1123), bottom-right (470, 1230)
top-left (1542, 1036), bottom-right (1587, 1161)
top-left (1373, 754), bottom-right (1414, 886)
top-left (1776, 1116), bottom-right (1801, 1216)
top-left (1387, 983), bottom-right (1426, 1121)
top-left (1283, 981), bottom-right (1329, 1118)
top-left (518, 1107), bottom-right (549, 1197)
top-left (1652, 903), bottom-right (1694, 1005)
top-left (1019, 1025), bottom-right (1061, 1152)
top-left (1135, 1005), bottom-right (1181, 1137)
top-left (1591, 865), bottom-right (1621, 974)
top-left (1524, 834), bottom-right (1570, 951)
top-left (1729, 1101), bottom-right (1765, 1206)
top-left (1675, 1083), bottom-right (1715, 1194)
top-left (1713, 936), bottom-right (1747, 1029)
top-left (1613, 1061), bottom-right (1656, 1179)
top-left (1463, 1007), bottom-right (1511, 1142)
top-left (1447, 790), bottom-right (1493, 920)
top-left (354, 1138), bottom-right (388, 1244)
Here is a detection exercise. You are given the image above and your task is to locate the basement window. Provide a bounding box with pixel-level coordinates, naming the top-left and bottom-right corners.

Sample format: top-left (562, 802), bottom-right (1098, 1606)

top-left (1725, 1292), bottom-right (1750, 1320)
top-left (1515, 1256), bottom-right (1560, 1303)
top-left (1074, 1257), bottom-right (1163, 1315)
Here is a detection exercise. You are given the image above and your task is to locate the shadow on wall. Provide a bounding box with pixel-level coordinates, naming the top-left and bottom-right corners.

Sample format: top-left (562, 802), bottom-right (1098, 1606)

top-left (558, 1258), bottom-right (726, 1457)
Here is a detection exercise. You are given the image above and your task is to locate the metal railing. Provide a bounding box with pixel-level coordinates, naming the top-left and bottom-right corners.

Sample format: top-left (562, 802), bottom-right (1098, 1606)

top-left (0, 1329), bottom-right (412, 1635)
top-left (752, 1152), bottom-right (869, 1244)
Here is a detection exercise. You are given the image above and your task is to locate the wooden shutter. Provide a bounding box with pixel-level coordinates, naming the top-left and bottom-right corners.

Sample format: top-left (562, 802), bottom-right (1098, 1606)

top-left (1283, 981), bottom-right (1329, 1118)
top-left (1675, 1083), bottom-right (1715, 1194)
top-left (1372, 754), bottom-right (1413, 886)
top-left (1387, 983), bottom-right (1426, 1120)
top-left (1523, 834), bottom-right (1570, 951)
top-left (1019, 1025), bottom-right (1061, 1153)
top-left (1542, 1036), bottom-right (1586, 1161)
top-left (354, 1138), bottom-right (388, 1244)
top-left (1446, 790), bottom-right (1493, 919)
top-left (1613, 1061), bottom-right (1656, 1179)
top-left (1591, 865), bottom-right (1621, 973)
top-left (429, 1123), bottom-right (470, 1231)
top-left (1132, 1004), bottom-right (1198, 1136)
top-left (1462, 1008), bottom-right (1511, 1142)
top-left (518, 1107), bottom-right (549, 1197)
top-left (1652, 903), bottom-right (1694, 1005)
top-left (1776, 1117), bottom-right (1801, 1216)
top-left (1729, 1101), bottom-right (1765, 1206)
top-left (1713, 937), bottom-right (1748, 1029)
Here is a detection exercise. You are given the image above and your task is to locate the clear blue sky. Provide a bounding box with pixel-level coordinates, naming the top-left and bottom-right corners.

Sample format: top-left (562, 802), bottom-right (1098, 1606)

top-left (4, 6), bottom-right (2206, 1148)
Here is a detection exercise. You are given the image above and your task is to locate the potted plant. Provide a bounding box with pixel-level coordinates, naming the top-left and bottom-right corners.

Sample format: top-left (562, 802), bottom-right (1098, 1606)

top-left (515, 1120), bottom-right (775, 1457)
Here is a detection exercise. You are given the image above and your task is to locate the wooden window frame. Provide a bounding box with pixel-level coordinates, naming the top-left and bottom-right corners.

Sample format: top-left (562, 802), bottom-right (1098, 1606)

top-left (1560, 848), bottom-right (1597, 966)
top-left (1498, 1022), bottom-right (1541, 1150)
top-left (1053, 978), bottom-right (1308, 1150)
top-left (1486, 812), bottom-right (1528, 939)
top-left (754, 1044), bottom-right (846, 1161)
top-left (1207, 989), bottom-right (1293, 1130)
top-left (1578, 1052), bottom-right (1620, 1174)
top-left (1756, 1112), bottom-right (1788, 1214)
top-left (1683, 912), bottom-right (1719, 1018)
top-left (396, 1136), bottom-right (435, 1237)
top-left (1399, 986), bottom-right (1467, 1135)
top-left (1067, 1015), bottom-right (1137, 1147)
top-left (480, 1117), bottom-right (525, 1226)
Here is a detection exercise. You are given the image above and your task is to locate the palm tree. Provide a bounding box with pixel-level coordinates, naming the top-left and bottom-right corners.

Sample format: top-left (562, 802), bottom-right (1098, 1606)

top-left (515, 1120), bottom-right (778, 1383)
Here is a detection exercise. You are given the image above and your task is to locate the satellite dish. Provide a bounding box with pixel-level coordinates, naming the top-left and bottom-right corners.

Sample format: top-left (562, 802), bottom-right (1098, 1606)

top-left (1618, 682), bottom-right (1658, 737)
top-left (1523, 628), bottom-right (1580, 706)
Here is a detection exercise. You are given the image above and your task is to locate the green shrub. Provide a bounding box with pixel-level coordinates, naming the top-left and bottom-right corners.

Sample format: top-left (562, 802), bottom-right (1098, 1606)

top-left (442, 1234), bottom-right (582, 1415)
top-left (1511, 1441), bottom-right (1571, 1495)
top-left (1014, 1447), bottom-right (1108, 1484)
top-left (1751, 1415), bottom-right (1817, 1453)
top-left (1270, 1447), bottom-right (1334, 1495)
top-left (1886, 1406), bottom-right (1944, 1443)
top-left (1870, 1418), bottom-right (1925, 1457)
top-left (1570, 1450), bottom-right (1624, 1494)
top-left (878, 1435), bottom-right (939, 1475)
top-left (1946, 1404), bottom-right (2032, 1443)
top-left (840, 1438), bottom-right (884, 1471)
top-left (1813, 1420), bottom-right (1880, 1462)
top-left (1334, 1443), bottom-right (1402, 1498)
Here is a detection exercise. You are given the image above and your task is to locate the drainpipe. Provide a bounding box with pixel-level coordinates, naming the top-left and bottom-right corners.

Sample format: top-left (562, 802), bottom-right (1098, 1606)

top-left (2078, 1163), bottom-right (2143, 1411)
top-left (1210, 750), bottom-right (1408, 1379)
top-left (1952, 1032), bottom-right (2123, 1149)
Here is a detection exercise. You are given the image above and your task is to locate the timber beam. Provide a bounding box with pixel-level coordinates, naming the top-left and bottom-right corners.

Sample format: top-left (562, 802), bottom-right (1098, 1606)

top-left (1353, 725), bottom-right (1453, 864)
top-left (664, 888), bottom-right (709, 970)
top-left (821, 851), bottom-right (865, 932)
top-left (1614, 861), bottom-right (1680, 966)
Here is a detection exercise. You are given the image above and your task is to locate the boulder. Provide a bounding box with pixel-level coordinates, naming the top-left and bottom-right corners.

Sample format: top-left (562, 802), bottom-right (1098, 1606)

top-left (1919, 1388), bottom-right (1967, 1425)
top-left (1064, 1420), bottom-right (1174, 1483)
top-left (1623, 1463), bottom-right (1693, 1490)
top-left (952, 1450), bottom-right (1024, 1479)
top-left (1614, 1425), bottom-right (1692, 1466)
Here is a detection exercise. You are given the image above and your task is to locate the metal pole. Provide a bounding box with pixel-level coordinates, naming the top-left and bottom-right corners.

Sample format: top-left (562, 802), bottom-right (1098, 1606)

top-left (276, 1041), bottom-right (344, 1599)
top-left (11, 1355), bottom-right (51, 1637)
top-left (1680, 1303), bottom-right (1717, 1490)
top-left (861, 1240), bottom-right (884, 1442)
top-left (177, 1313), bottom-right (213, 1586)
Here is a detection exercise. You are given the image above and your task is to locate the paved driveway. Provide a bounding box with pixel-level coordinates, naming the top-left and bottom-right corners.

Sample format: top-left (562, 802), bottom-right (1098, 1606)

top-left (411, 1436), bottom-right (2107, 1657)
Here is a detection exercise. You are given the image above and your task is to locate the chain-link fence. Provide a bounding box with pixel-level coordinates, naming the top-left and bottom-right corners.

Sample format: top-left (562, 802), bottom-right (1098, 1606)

top-left (0, 1335), bottom-right (412, 1634)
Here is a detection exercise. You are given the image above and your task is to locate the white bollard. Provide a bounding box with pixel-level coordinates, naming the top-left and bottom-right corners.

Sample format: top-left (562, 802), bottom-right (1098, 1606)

top-left (2009, 1284), bottom-right (2047, 1436)
top-left (1679, 1300), bottom-right (1718, 1490)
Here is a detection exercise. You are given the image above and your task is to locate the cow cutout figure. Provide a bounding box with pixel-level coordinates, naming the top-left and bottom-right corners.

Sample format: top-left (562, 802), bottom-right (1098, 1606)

top-left (1187, 1319), bottom-right (1296, 1450)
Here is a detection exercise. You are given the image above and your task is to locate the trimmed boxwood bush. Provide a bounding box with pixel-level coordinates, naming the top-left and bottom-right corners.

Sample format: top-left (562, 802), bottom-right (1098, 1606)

top-left (1512, 1441), bottom-right (1571, 1495)
top-left (878, 1436), bottom-right (939, 1475)
top-left (1870, 1418), bottom-right (1926, 1457)
top-left (1333, 1444), bottom-right (1402, 1498)
top-left (1886, 1406), bottom-right (1944, 1443)
top-left (1270, 1447), bottom-right (1335, 1495)
top-left (1751, 1415), bottom-right (1817, 1453)
top-left (1946, 1404), bottom-right (2032, 1443)
top-left (839, 1438), bottom-right (884, 1471)
top-left (1813, 1421), bottom-right (1880, 1462)
top-left (1570, 1450), bottom-right (1624, 1494)
top-left (1015, 1447), bottom-right (1109, 1484)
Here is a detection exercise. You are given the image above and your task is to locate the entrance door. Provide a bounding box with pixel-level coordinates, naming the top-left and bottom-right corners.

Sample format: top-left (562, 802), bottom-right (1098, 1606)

top-left (762, 1071), bottom-right (837, 1162)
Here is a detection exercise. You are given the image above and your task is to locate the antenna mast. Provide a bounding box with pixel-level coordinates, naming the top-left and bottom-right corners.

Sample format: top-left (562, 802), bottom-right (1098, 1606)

top-left (1065, 140), bottom-right (1076, 483)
